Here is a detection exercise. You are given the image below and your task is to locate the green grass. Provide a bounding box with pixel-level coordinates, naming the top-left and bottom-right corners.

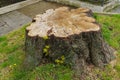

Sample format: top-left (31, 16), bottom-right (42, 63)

top-left (92, 14), bottom-right (120, 80)
top-left (0, 14), bottom-right (120, 80)
top-left (95, 14), bottom-right (120, 51)
top-left (0, 24), bottom-right (73, 80)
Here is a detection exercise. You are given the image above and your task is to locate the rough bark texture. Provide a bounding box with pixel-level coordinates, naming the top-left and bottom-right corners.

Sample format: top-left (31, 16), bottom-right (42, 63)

top-left (24, 7), bottom-right (115, 76)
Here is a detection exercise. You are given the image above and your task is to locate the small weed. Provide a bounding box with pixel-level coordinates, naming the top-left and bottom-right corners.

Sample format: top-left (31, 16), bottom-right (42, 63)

top-left (55, 55), bottom-right (65, 64)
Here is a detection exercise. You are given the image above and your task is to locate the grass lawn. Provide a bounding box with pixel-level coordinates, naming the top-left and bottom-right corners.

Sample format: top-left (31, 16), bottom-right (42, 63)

top-left (0, 14), bottom-right (120, 80)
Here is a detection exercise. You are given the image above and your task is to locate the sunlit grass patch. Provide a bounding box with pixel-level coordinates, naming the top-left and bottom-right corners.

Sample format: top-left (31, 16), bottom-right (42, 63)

top-left (95, 14), bottom-right (120, 51)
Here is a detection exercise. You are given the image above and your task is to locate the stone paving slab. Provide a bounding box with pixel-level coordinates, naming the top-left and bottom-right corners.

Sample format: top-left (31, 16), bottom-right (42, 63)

top-left (46, 0), bottom-right (120, 12)
top-left (0, 18), bottom-right (6, 27)
top-left (0, 11), bottom-right (32, 36)
top-left (110, 6), bottom-right (120, 13)
top-left (18, 1), bottom-right (65, 18)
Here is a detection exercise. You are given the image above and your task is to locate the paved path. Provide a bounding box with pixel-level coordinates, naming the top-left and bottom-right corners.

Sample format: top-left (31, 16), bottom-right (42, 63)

top-left (18, 1), bottom-right (64, 18)
top-left (0, 11), bottom-right (32, 36)
top-left (110, 6), bottom-right (120, 13)
top-left (0, 1), bottom-right (64, 36)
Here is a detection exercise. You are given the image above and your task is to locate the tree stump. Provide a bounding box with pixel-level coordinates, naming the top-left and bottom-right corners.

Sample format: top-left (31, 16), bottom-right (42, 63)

top-left (24, 7), bottom-right (115, 72)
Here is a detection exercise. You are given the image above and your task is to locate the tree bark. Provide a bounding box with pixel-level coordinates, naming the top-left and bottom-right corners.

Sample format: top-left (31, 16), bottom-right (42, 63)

top-left (24, 7), bottom-right (115, 74)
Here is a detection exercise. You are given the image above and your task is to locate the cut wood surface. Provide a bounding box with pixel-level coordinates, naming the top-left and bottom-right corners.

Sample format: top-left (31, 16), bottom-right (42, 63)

top-left (25, 7), bottom-right (115, 78)
top-left (26, 7), bottom-right (99, 37)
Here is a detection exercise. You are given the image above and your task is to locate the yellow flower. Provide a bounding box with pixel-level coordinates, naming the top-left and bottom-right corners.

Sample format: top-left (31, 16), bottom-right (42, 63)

top-left (43, 48), bottom-right (48, 53)
top-left (61, 55), bottom-right (65, 60)
top-left (43, 36), bottom-right (49, 40)
top-left (14, 64), bottom-right (16, 66)
top-left (9, 65), bottom-right (12, 68)
top-left (60, 61), bottom-right (64, 64)
top-left (55, 59), bottom-right (60, 63)
top-left (45, 45), bottom-right (50, 49)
